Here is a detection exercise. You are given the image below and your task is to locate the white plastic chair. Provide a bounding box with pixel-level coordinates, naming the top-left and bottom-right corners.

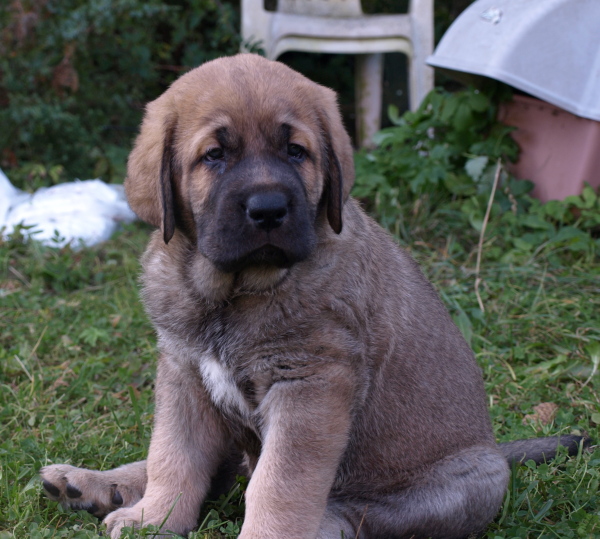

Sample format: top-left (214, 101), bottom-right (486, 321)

top-left (241, 0), bottom-right (434, 146)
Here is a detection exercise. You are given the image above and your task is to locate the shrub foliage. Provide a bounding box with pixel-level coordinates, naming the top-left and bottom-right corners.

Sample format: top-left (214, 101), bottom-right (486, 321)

top-left (353, 86), bottom-right (600, 265)
top-left (0, 0), bottom-right (241, 188)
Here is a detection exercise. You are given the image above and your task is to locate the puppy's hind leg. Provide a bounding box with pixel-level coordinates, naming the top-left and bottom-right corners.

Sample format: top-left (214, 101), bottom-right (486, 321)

top-left (40, 460), bottom-right (147, 519)
top-left (319, 445), bottom-right (509, 539)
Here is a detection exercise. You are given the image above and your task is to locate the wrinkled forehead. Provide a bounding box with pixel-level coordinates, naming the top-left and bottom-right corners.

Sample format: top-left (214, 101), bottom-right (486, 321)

top-left (190, 106), bottom-right (320, 153)
top-left (172, 60), bottom-right (325, 153)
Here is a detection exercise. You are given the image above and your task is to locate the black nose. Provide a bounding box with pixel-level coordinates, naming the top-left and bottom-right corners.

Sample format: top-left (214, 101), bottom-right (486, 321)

top-left (245, 192), bottom-right (289, 231)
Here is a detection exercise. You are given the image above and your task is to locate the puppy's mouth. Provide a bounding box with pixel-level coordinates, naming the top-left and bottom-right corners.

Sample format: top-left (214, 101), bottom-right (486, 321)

top-left (211, 244), bottom-right (295, 274)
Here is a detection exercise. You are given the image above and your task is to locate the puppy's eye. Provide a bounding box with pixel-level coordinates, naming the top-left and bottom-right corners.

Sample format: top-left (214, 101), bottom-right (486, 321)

top-left (287, 143), bottom-right (305, 160)
top-left (204, 148), bottom-right (224, 162)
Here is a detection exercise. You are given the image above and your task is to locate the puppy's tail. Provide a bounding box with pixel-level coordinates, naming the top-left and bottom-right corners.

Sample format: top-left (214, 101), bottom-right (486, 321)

top-left (498, 435), bottom-right (592, 465)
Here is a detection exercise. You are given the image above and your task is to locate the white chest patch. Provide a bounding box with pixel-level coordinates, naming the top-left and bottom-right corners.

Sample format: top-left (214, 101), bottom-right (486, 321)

top-left (199, 355), bottom-right (251, 420)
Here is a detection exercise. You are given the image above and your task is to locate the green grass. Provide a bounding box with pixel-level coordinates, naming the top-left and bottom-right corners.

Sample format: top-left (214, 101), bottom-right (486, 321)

top-left (1, 221), bottom-right (599, 538)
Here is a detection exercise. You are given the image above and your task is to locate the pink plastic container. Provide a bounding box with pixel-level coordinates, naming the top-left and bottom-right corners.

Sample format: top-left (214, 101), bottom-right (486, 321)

top-left (498, 95), bottom-right (600, 202)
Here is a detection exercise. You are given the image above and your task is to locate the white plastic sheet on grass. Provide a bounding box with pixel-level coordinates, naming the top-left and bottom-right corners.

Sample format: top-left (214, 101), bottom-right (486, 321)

top-left (0, 168), bottom-right (137, 249)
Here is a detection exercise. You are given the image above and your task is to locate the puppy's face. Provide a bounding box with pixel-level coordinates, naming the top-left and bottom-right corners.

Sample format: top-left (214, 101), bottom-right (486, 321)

top-left (183, 86), bottom-right (323, 273)
top-left (126, 55), bottom-right (355, 274)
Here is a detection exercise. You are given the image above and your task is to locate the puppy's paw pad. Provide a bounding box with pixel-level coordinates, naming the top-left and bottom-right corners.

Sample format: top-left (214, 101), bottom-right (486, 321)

top-left (66, 484), bottom-right (83, 498)
top-left (111, 488), bottom-right (124, 506)
top-left (42, 479), bottom-right (61, 498)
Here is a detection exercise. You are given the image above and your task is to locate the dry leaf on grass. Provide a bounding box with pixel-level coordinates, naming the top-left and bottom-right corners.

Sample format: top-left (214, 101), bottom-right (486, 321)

top-left (522, 402), bottom-right (559, 427)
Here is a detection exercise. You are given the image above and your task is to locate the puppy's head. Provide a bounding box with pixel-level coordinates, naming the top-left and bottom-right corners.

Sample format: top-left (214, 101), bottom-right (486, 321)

top-left (126, 54), bottom-right (354, 273)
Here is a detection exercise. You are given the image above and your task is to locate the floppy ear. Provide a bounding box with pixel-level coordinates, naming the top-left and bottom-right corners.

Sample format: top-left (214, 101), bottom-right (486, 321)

top-left (319, 92), bottom-right (355, 234)
top-left (125, 98), bottom-right (177, 244)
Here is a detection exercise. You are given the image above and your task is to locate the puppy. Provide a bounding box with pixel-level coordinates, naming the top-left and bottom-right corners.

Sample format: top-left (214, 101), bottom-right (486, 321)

top-left (41, 54), bottom-right (587, 539)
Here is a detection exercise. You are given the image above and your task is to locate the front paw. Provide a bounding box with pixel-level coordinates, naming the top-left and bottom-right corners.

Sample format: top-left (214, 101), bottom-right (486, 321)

top-left (104, 502), bottom-right (192, 538)
top-left (104, 506), bottom-right (146, 538)
top-left (40, 464), bottom-right (126, 518)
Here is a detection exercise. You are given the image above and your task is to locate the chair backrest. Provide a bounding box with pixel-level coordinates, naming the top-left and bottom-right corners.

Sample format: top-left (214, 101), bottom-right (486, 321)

top-left (278, 0), bottom-right (363, 17)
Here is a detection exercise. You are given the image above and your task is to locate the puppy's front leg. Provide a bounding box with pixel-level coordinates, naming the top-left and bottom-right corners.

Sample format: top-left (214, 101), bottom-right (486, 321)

top-left (240, 362), bottom-right (355, 539)
top-left (104, 355), bottom-right (229, 538)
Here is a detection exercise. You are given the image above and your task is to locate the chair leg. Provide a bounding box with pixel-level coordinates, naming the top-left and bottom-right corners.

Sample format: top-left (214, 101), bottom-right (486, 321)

top-left (355, 53), bottom-right (384, 148)
top-left (408, 0), bottom-right (435, 110)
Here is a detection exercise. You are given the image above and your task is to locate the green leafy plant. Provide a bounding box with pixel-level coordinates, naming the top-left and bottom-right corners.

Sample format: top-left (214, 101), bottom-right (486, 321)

top-left (354, 85), bottom-right (518, 236)
top-left (353, 86), bottom-right (600, 265)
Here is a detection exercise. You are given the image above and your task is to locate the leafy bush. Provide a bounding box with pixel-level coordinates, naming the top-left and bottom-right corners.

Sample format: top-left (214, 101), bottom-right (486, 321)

top-left (353, 86), bottom-right (600, 264)
top-left (0, 0), bottom-right (241, 189)
top-left (353, 85), bottom-right (518, 230)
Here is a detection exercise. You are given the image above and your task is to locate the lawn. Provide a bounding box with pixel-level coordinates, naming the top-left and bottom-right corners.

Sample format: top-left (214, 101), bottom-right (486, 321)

top-left (1, 208), bottom-right (598, 538)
